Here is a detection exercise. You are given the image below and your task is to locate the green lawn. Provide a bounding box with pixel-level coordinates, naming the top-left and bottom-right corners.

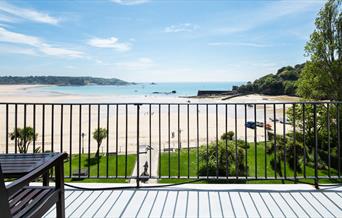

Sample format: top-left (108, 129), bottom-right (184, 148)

top-left (60, 144), bottom-right (340, 184)
top-left (159, 142), bottom-right (341, 184)
top-left (63, 153), bottom-right (136, 183)
top-left (159, 148), bottom-right (198, 178)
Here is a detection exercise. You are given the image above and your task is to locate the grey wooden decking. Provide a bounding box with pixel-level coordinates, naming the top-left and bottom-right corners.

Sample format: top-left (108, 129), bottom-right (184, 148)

top-left (43, 184), bottom-right (342, 217)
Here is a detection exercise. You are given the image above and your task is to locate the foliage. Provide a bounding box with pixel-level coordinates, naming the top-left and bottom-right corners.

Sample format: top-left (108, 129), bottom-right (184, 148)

top-left (198, 140), bottom-right (247, 176)
top-left (9, 127), bottom-right (38, 153)
top-left (221, 131), bottom-right (234, 140)
top-left (283, 81), bottom-right (297, 95)
top-left (266, 133), bottom-right (313, 177)
top-left (0, 76), bottom-right (130, 86)
top-left (236, 64), bottom-right (304, 96)
top-left (93, 128), bottom-right (108, 158)
top-left (297, 0), bottom-right (342, 100)
top-left (287, 103), bottom-right (341, 170)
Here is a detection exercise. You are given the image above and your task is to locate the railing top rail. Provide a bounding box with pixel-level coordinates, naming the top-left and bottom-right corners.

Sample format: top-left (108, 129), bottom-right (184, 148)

top-left (0, 101), bottom-right (340, 105)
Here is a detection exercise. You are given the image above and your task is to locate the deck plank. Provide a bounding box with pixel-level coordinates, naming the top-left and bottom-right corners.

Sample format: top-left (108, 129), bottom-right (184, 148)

top-left (43, 184), bottom-right (342, 218)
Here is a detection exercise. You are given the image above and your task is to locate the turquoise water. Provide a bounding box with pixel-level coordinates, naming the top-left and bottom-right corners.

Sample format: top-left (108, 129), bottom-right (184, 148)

top-left (39, 82), bottom-right (244, 97)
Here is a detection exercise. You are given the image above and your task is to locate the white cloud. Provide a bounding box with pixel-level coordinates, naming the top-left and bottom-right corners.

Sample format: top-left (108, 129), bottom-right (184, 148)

top-left (111, 0), bottom-right (149, 5)
top-left (208, 42), bottom-right (271, 48)
top-left (0, 27), bottom-right (42, 46)
top-left (87, 37), bottom-right (132, 52)
top-left (39, 45), bottom-right (83, 58)
top-left (0, 44), bottom-right (37, 56)
top-left (0, 27), bottom-right (83, 58)
top-left (0, 14), bottom-right (17, 23)
top-left (115, 57), bottom-right (154, 70)
top-left (215, 0), bottom-right (323, 34)
top-left (0, 1), bottom-right (59, 25)
top-left (164, 23), bottom-right (199, 33)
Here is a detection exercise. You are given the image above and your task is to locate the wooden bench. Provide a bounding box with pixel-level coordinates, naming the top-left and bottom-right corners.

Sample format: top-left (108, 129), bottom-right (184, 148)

top-left (0, 153), bottom-right (67, 218)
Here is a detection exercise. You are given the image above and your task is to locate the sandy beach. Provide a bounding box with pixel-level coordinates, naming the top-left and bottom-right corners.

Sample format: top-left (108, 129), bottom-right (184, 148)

top-left (0, 85), bottom-right (299, 154)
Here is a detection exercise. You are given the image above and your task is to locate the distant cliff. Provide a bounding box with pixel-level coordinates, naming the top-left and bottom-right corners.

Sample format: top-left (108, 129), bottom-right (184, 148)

top-left (0, 76), bottom-right (130, 86)
top-left (233, 63), bottom-right (305, 96)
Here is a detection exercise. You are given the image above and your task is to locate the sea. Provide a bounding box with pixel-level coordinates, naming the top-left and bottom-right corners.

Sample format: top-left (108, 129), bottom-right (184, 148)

top-left (38, 82), bottom-right (245, 97)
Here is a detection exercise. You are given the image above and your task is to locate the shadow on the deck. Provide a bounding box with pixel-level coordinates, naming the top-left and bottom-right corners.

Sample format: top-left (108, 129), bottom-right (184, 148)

top-left (44, 184), bottom-right (342, 217)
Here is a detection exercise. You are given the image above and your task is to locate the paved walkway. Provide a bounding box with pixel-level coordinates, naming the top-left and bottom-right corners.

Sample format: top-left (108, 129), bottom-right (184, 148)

top-left (44, 184), bottom-right (342, 217)
top-left (130, 144), bottom-right (159, 184)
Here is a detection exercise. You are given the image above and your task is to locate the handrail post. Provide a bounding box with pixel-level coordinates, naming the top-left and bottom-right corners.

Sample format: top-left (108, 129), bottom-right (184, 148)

top-left (135, 104), bottom-right (141, 188)
top-left (314, 104), bottom-right (319, 189)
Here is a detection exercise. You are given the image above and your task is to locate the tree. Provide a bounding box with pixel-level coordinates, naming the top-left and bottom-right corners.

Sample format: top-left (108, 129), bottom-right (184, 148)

top-left (236, 64), bottom-right (304, 96)
top-left (292, 0), bottom-right (342, 173)
top-left (10, 127), bottom-right (38, 153)
top-left (199, 140), bottom-right (247, 177)
top-left (297, 0), bottom-right (342, 100)
top-left (93, 128), bottom-right (107, 158)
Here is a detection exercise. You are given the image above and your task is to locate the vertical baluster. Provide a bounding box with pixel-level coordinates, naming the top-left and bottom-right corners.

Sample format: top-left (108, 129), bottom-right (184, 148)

top-left (178, 104), bottom-right (180, 178)
top-left (226, 104), bottom-right (229, 179)
top-left (42, 104), bottom-right (45, 153)
top-left (79, 105), bottom-right (82, 178)
top-left (51, 104), bottom-right (54, 152)
top-left (235, 104), bottom-right (238, 179)
top-left (187, 104), bottom-right (190, 179)
top-left (216, 104), bottom-right (219, 179)
top-left (264, 104), bottom-right (267, 179)
top-left (254, 104), bottom-right (257, 179)
top-left (168, 104), bottom-right (171, 178)
top-left (302, 104), bottom-right (306, 179)
top-left (97, 104), bottom-right (100, 178)
top-left (149, 104), bottom-right (152, 178)
top-left (125, 104), bottom-right (128, 178)
top-left (106, 104), bottom-right (109, 178)
top-left (293, 104), bottom-right (297, 181)
top-left (197, 104), bottom-right (199, 179)
top-left (116, 105), bottom-right (119, 178)
top-left (273, 104), bottom-right (276, 179)
top-left (158, 104), bottom-right (161, 179)
top-left (33, 104), bottom-right (36, 153)
top-left (88, 105), bottom-right (91, 178)
top-left (14, 104), bottom-right (17, 153)
top-left (60, 105), bottom-right (63, 153)
top-left (314, 104), bottom-right (319, 187)
top-left (283, 104), bottom-right (287, 179)
top-left (337, 103), bottom-right (341, 178)
top-left (136, 104), bottom-right (140, 187)
top-left (206, 104), bottom-right (209, 179)
top-left (24, 104), bottom-right (26, 152)
top-left (5, 104), bottom-right (8, 154)
top-left (327, 103), bottom-right (330, 178)
top-left (69, 105), bottom-right (72, 178)
top-left (245, 104), bottom-right (248, 179)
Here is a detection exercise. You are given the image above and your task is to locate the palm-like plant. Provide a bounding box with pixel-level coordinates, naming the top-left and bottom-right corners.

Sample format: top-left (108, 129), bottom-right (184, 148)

top-left (93, 128), bottom-right (107, 158)
top-left (10, 127), bottom-right (38, 153)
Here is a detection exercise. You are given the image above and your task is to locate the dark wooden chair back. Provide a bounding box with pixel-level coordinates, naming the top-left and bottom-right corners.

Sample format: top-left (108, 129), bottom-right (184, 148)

top-left (0, 164), bottom-right (11, 218)
top-left (0, 153), bottom-right (67, 218)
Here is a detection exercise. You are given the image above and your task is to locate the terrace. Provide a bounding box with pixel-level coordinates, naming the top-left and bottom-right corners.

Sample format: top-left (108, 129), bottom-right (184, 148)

top-left (1, 102), bottom-right (342, 217)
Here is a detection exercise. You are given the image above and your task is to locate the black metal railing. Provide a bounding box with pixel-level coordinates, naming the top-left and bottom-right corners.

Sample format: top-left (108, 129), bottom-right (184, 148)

top-left (0, 102), bottom-right (341, 185)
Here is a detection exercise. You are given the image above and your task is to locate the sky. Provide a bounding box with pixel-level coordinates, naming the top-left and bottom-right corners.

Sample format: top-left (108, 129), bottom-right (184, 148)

top-left (0, 0), bottom-right (325, 83)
